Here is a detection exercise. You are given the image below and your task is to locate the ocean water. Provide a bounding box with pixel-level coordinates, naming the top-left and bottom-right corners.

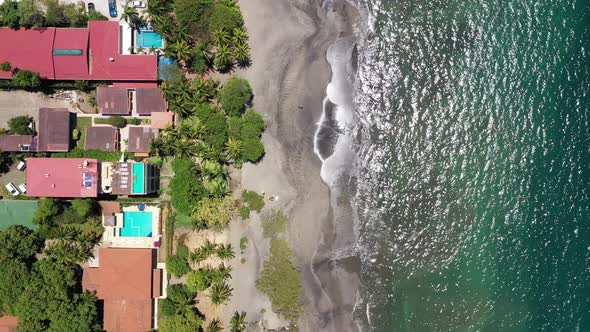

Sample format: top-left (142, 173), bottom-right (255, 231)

top-left (320, 0), bottom-right (590, 330)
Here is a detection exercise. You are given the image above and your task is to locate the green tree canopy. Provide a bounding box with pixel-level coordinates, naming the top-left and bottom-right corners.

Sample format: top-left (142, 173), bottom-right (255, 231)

top-left (7, 115), bottom-right (33, 135)
top-left (0, 0), bottom-right (20, 28)
top-left (159, 312), bottom-right (203, 332)
top-left (17, 0), bottom-right (45, 28)
top-left (218, 77), bottom-right (253, 117)
top-left (70, 199), bottom-right (96, 218)
top-left (173, 0), bottom-right (213, 36)
top-left (33, 198), bottom-right (62, 226)
top-left (0, 259), bottom-right (30, 315)
top-left (187, 268), bottom-right (211, 292)
top-left (207, 3), bottom-right (243, 33)
top-left (0, 225), bottom-right (42, 262)
top-left (241, 137), bottom-right (264, 162)
top-left (11, 69), bottom-right (42, 88)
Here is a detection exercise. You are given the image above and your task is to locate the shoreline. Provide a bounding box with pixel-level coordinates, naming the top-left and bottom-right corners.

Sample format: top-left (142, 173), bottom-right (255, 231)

top-left (237, 0), bottom-right (362, 330)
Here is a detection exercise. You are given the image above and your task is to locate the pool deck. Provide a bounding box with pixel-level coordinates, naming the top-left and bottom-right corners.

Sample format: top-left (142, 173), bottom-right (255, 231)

top-left (101, 205), bottom-right (161, 249)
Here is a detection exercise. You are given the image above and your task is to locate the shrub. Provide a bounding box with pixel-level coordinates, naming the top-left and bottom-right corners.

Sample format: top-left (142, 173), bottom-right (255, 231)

top-left (166, 254), bottom-right (191, 278)
top-left (256, 239), bottom-right (302, 324)
top-left (70, 199), bottom-right (95, 218)
top-left (173, 0), bottom-right (213, 36)
top-left (192, 196), bottom-right (239, 229)
top-left (0, 62), bottom-right (11, 72)
top-left (239, 237), bottom-right (248, 252)
top-left (7, 116), bottom-right (33, 135)
top-left (261, 209), bottom-right (288, 238)
top-left (240, 109), bottom-right (264, 139)
top-left (106, 116), bottom-right (127, 128)
top-left (51, 148), bottom-right (124, 162)
top-left (74, 80), bottom-right (89, 91)
top-left (33, 198), bottom-right (62, 226)
top-left (87, 10), bottom-right (108, 21)
top-left (241, 137), bottom-right (264, 162)
top-left (187, 268), bottom-right (211, 292)
top-left (218, 77), bottom-right (252, 117)
top-left (127, 118), bottom-right (142, 125)
top-left (11, 69), bottom-right (42, 88)
top-left (239, 206), bottom-right (250, 219)
top-left (0, 1), bottom-right (20, 28)
top-left (208, 3), bottom-right (243, 32)
top-left (241, 190), bottom-right (264, 212)
top-left (227, 116), bottom-right (242, 139)
top-left (170, 159), bottom-right (204, 215)
top-left (72, 128), bottom-right (81, 141)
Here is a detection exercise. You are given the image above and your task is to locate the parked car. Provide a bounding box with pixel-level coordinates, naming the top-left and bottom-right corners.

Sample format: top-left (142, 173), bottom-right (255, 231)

top-left (5, 183), bottom-right (19, 196)
top-left (132, 1), bottom-right (145, 8)
top-left (108, 0), bottom-right (117, 17)
top-left (88, 2), bottom-right (95, 12)
top-left (18, 183), bottom-right (26, 194)
top-left (16, 160), bottom-right (25, 171)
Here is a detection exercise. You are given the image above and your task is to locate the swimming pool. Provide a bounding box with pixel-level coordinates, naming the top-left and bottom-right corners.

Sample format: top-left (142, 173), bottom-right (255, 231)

top-left (120, 211), bottom-right (153, 237)
top-left (132, 163), bottom-right (145, 194)
top-left (137, 31), bottom-right (163, 48)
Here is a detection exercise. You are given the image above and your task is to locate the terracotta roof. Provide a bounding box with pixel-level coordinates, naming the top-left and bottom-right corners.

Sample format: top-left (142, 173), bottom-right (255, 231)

top-left (135, 88), bottom-right (167, 115)
top-left (37, 108), bottom-right (71, 152)
top-left (85, 126), bottom-right (119, 151)
top-left (152, 269), bottom-right (162, 298)
top-left (127, 127), bottom-right (157, 153)
top-left (26, 158), bottom-right (98, 198)
top-left (150, 112), bottom-right (174, 129)
top-left (0, 135), bottom-right (35, 152)
top-left (0, 315), bottom-right (18, 332)
top-left (0, 22), bottom-right (157, 81)
top-left (0, 28), bottom-right (55, 79)
top-left (82, 248), bottom-right (160, 332)
top-left (97, 87), bottom-right (130, 115)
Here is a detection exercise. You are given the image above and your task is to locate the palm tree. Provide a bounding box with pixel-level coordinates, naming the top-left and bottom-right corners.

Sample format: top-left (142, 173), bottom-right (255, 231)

top-left (230, 311), bottom-right (247, 332)
top-left (54, 226), bottom-right (78, 241)
top-left (233, 42), bottom-right (251, 67)
top-left (45, 241), bottom-right (93, 265)
top-left (215, 244), bottom-right (235, 261)
top-left (232, 27), bottom-right (248, 45)
top-left (197, 160), bottom-right (226, 181)
top-left (174, 139), bottom-right (199, 159)
top-left (164, 284), bottom-right (196, 317)
top-left (148, 46), bottom-right (157, 55)
top-left (213, 29), bottom-right (231, 46)
top-left (166, 39), bottom-right (193, 64)
top-left (210, 264), bottom-right (232, 284)
top-left (225, 137), bottom-right (242, 162)
top-left (214, 44), bottom-right (232, 72)
top-left (201, 239), bottom-right (217, 258)
top-left (209, 282), bottom-right (232, 305)
top-left (206, 319), bottom-right (223, 332)
top-left (150, 136), bottom-right (166, 157)
top-left (120, 3), bottom-right (139, 25)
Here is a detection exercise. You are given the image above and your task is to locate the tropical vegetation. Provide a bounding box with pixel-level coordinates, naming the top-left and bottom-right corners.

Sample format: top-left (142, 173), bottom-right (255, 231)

top-left (159, 284), bottom-right (203, 332)
top-left (0, 0), bottom-right (106, 29)
top-left (6, 116), bottom-right (33, 135)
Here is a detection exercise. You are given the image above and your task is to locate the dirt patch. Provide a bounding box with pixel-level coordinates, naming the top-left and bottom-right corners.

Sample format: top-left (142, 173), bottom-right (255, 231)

top-left (0, 91), bottom-right (72, 128)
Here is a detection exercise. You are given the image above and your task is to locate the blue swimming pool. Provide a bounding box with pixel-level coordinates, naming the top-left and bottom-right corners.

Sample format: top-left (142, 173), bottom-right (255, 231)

top-left (120, 211), bottom-right (153, 237)
top-left (137, 31), bottom-right (163, 48)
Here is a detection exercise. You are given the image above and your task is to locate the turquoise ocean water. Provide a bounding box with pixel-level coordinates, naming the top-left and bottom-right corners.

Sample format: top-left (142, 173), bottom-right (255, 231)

top-left (349, 0), bottom-right (590, 330)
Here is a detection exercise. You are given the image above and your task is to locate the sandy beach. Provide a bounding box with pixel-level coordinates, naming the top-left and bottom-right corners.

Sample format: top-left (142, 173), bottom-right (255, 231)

top-left (230, 0), bottom-right (361, 330)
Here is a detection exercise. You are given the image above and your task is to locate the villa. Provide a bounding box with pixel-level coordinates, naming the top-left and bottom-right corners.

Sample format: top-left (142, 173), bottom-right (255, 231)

top-left (25, 158), bottom-right (159, 198)
top-left (0, 21), bottom-right (157, 82)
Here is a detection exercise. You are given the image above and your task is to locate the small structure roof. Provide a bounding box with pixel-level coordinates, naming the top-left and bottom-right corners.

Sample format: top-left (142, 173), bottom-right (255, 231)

top-left (26, 158), bottom-right (98, 198)
top-left (98, 201), bottom-right (121, 216)
top-left (150, 112), bottom-right (174, 129)
top-left (135, 88), bottom-right (167, 115)
top-left (85, 126), bottom-right (119, 151)
top-left (97, 87), bottom-right (130, 115)
top-left (0, 135), bottom-right (35, 152)
top-left (37, 108), bottom-right (71, 152)
top-left (82, 248), bottom-right (160, 332)
top-left (127, 126), bottom-right (157, 154)
top-left (0, 315), bottom-right (18, 332)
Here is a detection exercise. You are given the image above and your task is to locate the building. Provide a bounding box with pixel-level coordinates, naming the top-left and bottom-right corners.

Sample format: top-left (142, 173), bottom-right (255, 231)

top-left (100, 162), bottom-right (159, 196)
top-left (97, 87), bottom-right (130, 115)
top-left (37, 108), bottom-right (72, 152)
top-left (0, 315), bottom-right (18, 332)
top-left (127, 126), bottom-right (158, 157)
top-left (26, 158), bottom-right (99, 198)
top-left (26, 158), bottom-right (159, 198)
top-left (0, 135), bottom-right (35, 152)
top-left (150, 112), bottom-right (175, 129)
top-left (0, 21), bottom-right (157, 81)
top-left (82, 248), bottom-right (165, 332)
top-left (135, 88), bottom-right (167, 115)
top-left (85, 126), bottom-right (119, 152)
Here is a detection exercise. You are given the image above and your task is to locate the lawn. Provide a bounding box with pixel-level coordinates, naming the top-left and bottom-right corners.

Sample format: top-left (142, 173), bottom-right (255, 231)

top-left (0, 200), bottom-right (38, 231)
top-left (76, 116), bottom-right (92, 148)
top-left (175, 212), bottom-right (193, 228)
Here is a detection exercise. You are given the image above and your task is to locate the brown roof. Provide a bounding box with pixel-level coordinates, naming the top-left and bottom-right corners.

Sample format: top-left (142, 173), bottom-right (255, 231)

top-left (85, 126), bottom-right (119, 151)
top-left (98, 201), bottom-right (121, 216)
top-left (152, 269), bottom-right (162, 298)
top-left (38, 108), bottom-right (71, 152)
top-left (127, 126), bottom-right (157, 153)
top-left (0, 135), bottom-right (35, 152)
top-left (0, 315), bottom-right (18, 332)
top-left (150, 112), bottom-right (174, 129)
top-left (135, 88), bottom-right (166, 115)
top-left (97, 87), bottom-right (130, 115)
top-left (82, 248), bottom-right (160, 332)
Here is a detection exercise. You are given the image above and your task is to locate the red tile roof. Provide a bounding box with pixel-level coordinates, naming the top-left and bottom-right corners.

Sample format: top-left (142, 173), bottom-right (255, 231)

top-left (127, 126), bottom-right (157, 153)
top-left (0, 135), bottom-right (35, 152)
top-left (0, 22), bottom-right (157, 81)
top-left (26, 158), bottom-right (98, 198)
top-left (0, 28), bottom-right (55, 79)
top-left (82, 248), bottom-right (160, 332)
top-left (53, 28), bottom-right (90, 80)
top-left (88, 21), bottom-right (157, 81)
top-left (37, 108), bottom-right (71, 152)
top-left (97, 87), bottom-right (130, 115)
top-left (135, 88), bottom-right (167, 115)
top-left (85, 126), bottom-right (119, 151)
top-left (150, 112), bottom-right (174, 129)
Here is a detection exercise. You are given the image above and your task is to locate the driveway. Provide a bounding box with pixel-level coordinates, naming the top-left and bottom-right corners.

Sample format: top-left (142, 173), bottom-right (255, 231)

top-left (0, 91), bottom-right (71, 128)
top-left (60, 0), bottom-right (148, 22)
